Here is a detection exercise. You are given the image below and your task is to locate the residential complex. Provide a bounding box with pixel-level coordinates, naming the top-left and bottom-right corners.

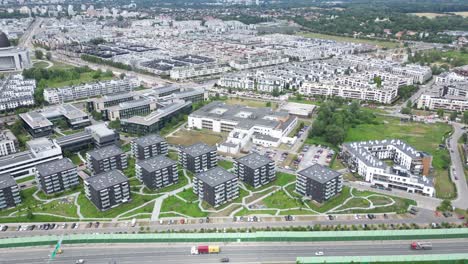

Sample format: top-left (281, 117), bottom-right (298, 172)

top-left (131, 134), bottom-right (168, 160)
top-left (0, 173), bottom-right (21, 209)
top-left (84, 169), bottom-right (130, 211)
top-left (234, 153), bottom-right (275, 188)
top-left (0, 130), bottom-right (18, 157)
top-left (35, 158), bottom-right (79, 195)
top-left (341, 139), bottom-right (435, 196)
top-left (0, 74), bottom-right (35, 111)
top-left (296, 164), bottom-right (343, 203)
top-left (193, 167), bottom-right (239, 207)
top-left (135, 155), bottom-right (178, 190)
top-left (0, 32), bottom-right (31, 72)
top-left (179, 142), bottom-right (218, 173)
top-left (86, 145), bottom-right (127, 174)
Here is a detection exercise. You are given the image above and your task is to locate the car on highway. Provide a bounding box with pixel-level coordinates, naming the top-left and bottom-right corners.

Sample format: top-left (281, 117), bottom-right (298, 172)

top-left (75, 259), bottom-right (85, 264)
top-left (315, 251), bottom-right (324, 256)
top-left (220, 257), bottom-right (230, 262)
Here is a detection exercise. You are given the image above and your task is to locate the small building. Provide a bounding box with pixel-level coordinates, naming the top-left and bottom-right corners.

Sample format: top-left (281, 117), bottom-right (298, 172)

top-left (234, 153), bottom-right (275, 188)
top-left (0, 130), bottom-right (19, 157)
top-left (35, 158), bottom-right (79, 194)
top-left (84, 170), bottom-right (130, 211)
top-left (136, 155), bottom-right (178, 190)
top-left (193, 167), bottom-right (238, 207)
top-left (131, 134), bottom-right (168, 160)
top-left (86, 145), bottom-right (127, 174)
top-left (0, 173), bottom-right (21, 209)
top-left (179, 142), bottom-right (217, 173)
top-left (296, 164), bottom-right (343, 203)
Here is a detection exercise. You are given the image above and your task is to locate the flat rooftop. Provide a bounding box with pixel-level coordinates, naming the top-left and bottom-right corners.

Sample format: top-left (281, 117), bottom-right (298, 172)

top-left (88, 145), bottom-right (124, 160)
top-left (133, 134), bottom-right (165, 148)
top-left (196, 167), bottom-right (237, 187)
top-left (86, 169), bottom-right (128, 190)
top-left (0, 173), bottom-right (16, 189)
top-left (236, 152), bottom-right (273, 169)
top-left (298, 164), bottom-right (341, 184)
top-left (137, 155), bottom-right (176, 172)
top-left (36, 158), bottom-right (76, 176)
top-left (181, 142), bottom-right (216, 157)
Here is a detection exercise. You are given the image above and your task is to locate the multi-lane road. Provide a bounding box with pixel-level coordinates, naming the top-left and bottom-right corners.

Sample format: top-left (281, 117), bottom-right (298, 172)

top-left (1, 240), bottom-right (468, 264)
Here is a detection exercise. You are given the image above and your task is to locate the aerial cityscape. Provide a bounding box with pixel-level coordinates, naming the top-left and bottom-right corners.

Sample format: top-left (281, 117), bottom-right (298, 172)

top-left (0, 0), bottom-right (468, 263)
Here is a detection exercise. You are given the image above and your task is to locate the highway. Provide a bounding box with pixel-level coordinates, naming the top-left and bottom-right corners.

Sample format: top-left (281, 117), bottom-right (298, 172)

top-left (1, 240), bottom-right (468, 264)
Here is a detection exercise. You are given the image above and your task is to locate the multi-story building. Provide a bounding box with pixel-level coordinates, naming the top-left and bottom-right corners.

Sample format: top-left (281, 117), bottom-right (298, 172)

top-left (341, 139), bottom-right (435, 196)
top-left (55, 123), bottom-right (119, 152)
top-left (131, 134), bottom-right (168, 160)
top-left (0, 138), bottom-right (62, 178)
top-left (0, 130), bottom-right (18, 157)
top-left (388, 64), bottom-right (432, 84)
top-left (296, 164), bottom-right (343, 203)
top-left (0, 173), bottom-right (21, 209)
top-left (84, 169), bottom-right (130, 211)
top-left (102, 99), bottom-right (157, 121)
top-left (193, 167), bottom-right (238, 207)
top-left (417, 82), bottom-right (468, 111)
top-left (136, 155), bottom-right (178, 190)
top-left (0, 74), bottom-right (35, 111)
top-left (35, 158), bottom-right (79, 194)
top-left (0, 32), bottom-right (32, 72)
top-left (43, 78), bottom-right (139, 104)
top-left (229, 55), bottom-right (289, 70)
top-left (86, 145), bottom-right (127, 174)
top-left (170, 63), bottom-right (231, 80)
top-left (179, 142), bottom-right (217, 173)
top-left (86, 92), bottom-right (138, 112)
top-left (234, 153), bottom-right (275, 188)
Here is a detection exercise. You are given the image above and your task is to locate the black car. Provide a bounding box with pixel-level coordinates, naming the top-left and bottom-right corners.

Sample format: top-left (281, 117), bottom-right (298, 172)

top-left (95, 222), bottom-right (100, 228)
top-left (71, 223), bottom-right (76, 229)
top-left (328, 215), bottom-right (334, 220)
top-left (50, 224), bottom-right (56, 229)
top-left (1, 225), bottom-right (8, 231)
top-left (220, 257), bottom-right (230, 263)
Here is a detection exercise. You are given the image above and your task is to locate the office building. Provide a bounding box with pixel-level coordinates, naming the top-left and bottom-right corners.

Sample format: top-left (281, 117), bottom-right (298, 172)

top-left (102, 99), bottom-right (157, 121)
top-left (55, 123), bottom-right (119, 152)
top-left (234, 153), bottom-right (275, 188)
top-left (131, 134), bottom-right (168, 160)
top-left (84, 169), bottom-right (130, 211)
top-left (179, 142), bottom-right (217, 173)
top-left (136, 155), bottom-right (178, 190)
top-left (0, 173), bottom-right (21, 209)
top-left (35, 158), bottom-right (79, 194)
top-left (86, 145), bottom-right (127, 174)
top-left (193, 167), bottom-right (238, 207)
top-left (296, 164), bottom-right (343, 203)
top-left (0, 32), bottom-right (32, 72)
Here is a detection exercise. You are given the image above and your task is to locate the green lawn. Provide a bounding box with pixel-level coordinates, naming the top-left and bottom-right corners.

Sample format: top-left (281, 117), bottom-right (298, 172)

top-left (124, 157), bottom-right (136, 178)
top-left (307, 186), bottom-right (352, 213)
top-left (345, 116), bottom-right (454, 199)
top-left (68, 153), bottom-right (83, 166)
top-left (337, 195), bottom-right (416, 214)
top-left (276, 172), bottom-right (297, 186)
top-left (278, 209), bottom-right (317, 216)
top-left (177, 188), bottom-right (199, 203)
top-left (167, 150), bottom-right (178, 161)
top-left (218, 160), bottom-right (234, 170)
top-left (235, 207), bottom-right (278, 216)
top-left (32, 61), bottom-right (50, 69)
top-left (335, 197), bottom-right (371, 210)
top-left (35, 186), bottom-right (81, 200)
top-left (368, 195), bottom-right (393, 206)
top-left (159, 212), bottom-right (183, 218)
top-left (16, 176), bottom-right (35, 184)
top-left (262, 190), bottom-right (301, 209)
top-left (299, 32), bottom-right (400, 49)
top-left (119, 201), bottom-right (155, 218)
top-left (44, 72), bottom-right (114, 88)
top-left (160, 195), bottom-right (208, 217)
top-left (77, 193), bottom-right (152, 218)
top-left (121, 143), bottom-right (131, 153)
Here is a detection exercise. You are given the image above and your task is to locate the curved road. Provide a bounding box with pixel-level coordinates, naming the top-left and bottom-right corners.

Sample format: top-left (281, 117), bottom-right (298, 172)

top-left (448, 122), bottom-right (468, 209)
top-left (1, 240), bottom-right (468, 264)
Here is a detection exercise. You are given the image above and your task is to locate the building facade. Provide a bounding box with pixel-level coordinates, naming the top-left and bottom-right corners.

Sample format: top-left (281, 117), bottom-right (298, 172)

top-left (131, 134), bottom-right (168, 160)
top-left (0, 173), bottom-right (21, 209)
top-left (296, 164), bottom-right (343, 203)
top-left (84, 169), bottom-right (130, 211)
top-left (193, 167), bottom-right (239, 207)
top-left (86, 145), bottom-right (127, 174)
top-left (35, 158), bottom-right (79, 194)
top-left (136, 155), bottom-right (178, 190)
top-left (179, 142), bottom-right (217, 173)
top-left (0, 130), bottom-right (18, 157)
top-left (0, 32), bottom-right (32, 72)
top-left (234, 153), bottom-right (275, 188)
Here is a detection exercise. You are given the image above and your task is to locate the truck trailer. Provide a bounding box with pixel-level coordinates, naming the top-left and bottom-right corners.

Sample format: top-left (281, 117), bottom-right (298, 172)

top-left (410, 242), bottom-right (432, 250)
top-left (191, 245), bottom-right (220, 254)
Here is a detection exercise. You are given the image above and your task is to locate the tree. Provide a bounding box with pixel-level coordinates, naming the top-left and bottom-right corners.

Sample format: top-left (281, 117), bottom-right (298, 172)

top-left (463, 111), bottom-right (468, 124)
top-left (45, 52), bottom-right (52, 61)
top-left (108, 120), bottom-right (121, 130)
top-left (373, 76), bottom-right (382, 87)
top-left (271, 88), bottom-right (280, 97)
top-left (450, 111), bottom-right (458, 121)
top-left (437, 109), bottom-right (445, 118)
top-left (26, 208), bottom-right (34, 220)
top-left (266, 102), bottom-right (271, 107)
top-left (34, 50), bottom-right (43, 60)
top-left (401, 107), bottom-right (412, 115)
top-left (325, 125), bottom-right (346, 145)
top-left (120, 73), bottom-right (126, 79)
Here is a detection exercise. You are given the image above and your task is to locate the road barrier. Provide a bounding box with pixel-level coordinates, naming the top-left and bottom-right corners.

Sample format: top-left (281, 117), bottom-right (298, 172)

top-left (297, 253), bottom-right (468, 263)
top-left (0, 228), bottom-right (467, 248)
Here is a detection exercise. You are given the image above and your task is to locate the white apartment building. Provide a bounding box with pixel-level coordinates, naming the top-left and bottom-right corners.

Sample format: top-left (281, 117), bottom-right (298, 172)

top-left (229, 55), bottom-right (289, 70)
top-left (0, 74), bottom-right (35, 111)
top-left (417, 82), bottom-right (468, 111)
top-left (0, 130), bottom-right (18, 157)
top-left (387, 64), bottom-right (432, 84)
top-left (170, 64), bottom-right (231, 80)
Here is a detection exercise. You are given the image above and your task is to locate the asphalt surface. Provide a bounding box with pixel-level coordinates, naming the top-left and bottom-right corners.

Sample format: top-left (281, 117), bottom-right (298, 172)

top-left (447, 122), bottom-right (468, 210)
top-left (1, 240), bottom-right (467, 264)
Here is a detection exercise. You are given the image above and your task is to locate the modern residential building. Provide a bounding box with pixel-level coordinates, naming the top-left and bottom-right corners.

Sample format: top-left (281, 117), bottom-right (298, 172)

top-left (135, 155), bottom-right (178, 190)
top-left (417, 82), bottom-right (468, 111)
top-left (193, 167), bottom-right (239, 207)
top-left (131, 134), bottom-right (168, 160)
top-left (0, 173), bottom-right (21, 209)
top-left (0, 138), bottom-right (62, 178)
top-left (43, 78), bottom-right (139, 104)
top-left (296, 164), bottom-right (343, 203)
top-left (0, 130), bottom-right (18, 157)
top-left (0, 32), bottom-right (32, 72)
top-left (35, 158), bottom-right (79, 195)
top-left (229, 55), bottom-right (289, 70)
top-left (234, 153), bottom-right (275, 188)
top-left (86, 145), bottom-right (127, 174)
top-left (0, 74), bottom-right (35, 111)
top-left (84, 169), bottom-right (130, 211)
top-left (179, 142), bottom-right (218, 173)
top-left (341, 139), bottom-right (435, 196)
top-left (170, 63), bottom-right (230, 80)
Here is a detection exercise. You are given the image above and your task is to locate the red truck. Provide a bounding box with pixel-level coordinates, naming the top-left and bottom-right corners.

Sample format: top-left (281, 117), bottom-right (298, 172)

top-left (410, 242), bottom-right (432, 250)
top-left (191, 245), bottom-right (220, 254)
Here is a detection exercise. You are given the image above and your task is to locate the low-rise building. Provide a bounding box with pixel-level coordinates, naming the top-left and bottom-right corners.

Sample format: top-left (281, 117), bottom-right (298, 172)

top-left (84, 169), bottom-right (130, 211)
top-left (296, 164), bottom-right (343, 203)
top-left (131, 134), bottom-right (168, 160)
top-left (136, 155), bottom-right (178, 190)
top-left (193, 167), bottom-right (238, 207)
top-left (0, 130), bottom-right (18, 157)
top-left (86, 145), bottom-right (127, 174)
top-left (0, 173), bottom-right (21, 209)
top-left (179, 142), bottom-right (217, 173)
top-left (35, 158), bottom-right (79, 194)
top-left (234, 153), bottom-right (275, 188)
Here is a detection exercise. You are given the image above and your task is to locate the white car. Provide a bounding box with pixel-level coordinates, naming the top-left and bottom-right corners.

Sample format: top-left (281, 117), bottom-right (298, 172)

top-left (315, 251), bottom-right (324, 256)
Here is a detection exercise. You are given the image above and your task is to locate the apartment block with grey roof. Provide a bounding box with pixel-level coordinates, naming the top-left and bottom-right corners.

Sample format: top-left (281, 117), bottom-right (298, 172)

top-left (193, 167), bottom-right (238, 207)
top-left (84, 170), bottom-right (130, 211)
top-left (86, 145), bottom-right (127, 174)
top-left (35, 158), bottom-right (79, 194)
top-left (296, 164), bottom-right (343, 203)
top-left (179, 142), bottom-right (217, 173)
top-left (234, 153), bottom-right (275, 188)
top-left (131, 134), bottom-right (168, 160)
top-left (136, 155), bottom-right (178, 189)
top-left (0, 173), bottom-right (21, 209)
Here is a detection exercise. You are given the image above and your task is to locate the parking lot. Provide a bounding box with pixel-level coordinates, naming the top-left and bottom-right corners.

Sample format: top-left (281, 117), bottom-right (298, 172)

top-left (298, 145), bottom-right (335, 170)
